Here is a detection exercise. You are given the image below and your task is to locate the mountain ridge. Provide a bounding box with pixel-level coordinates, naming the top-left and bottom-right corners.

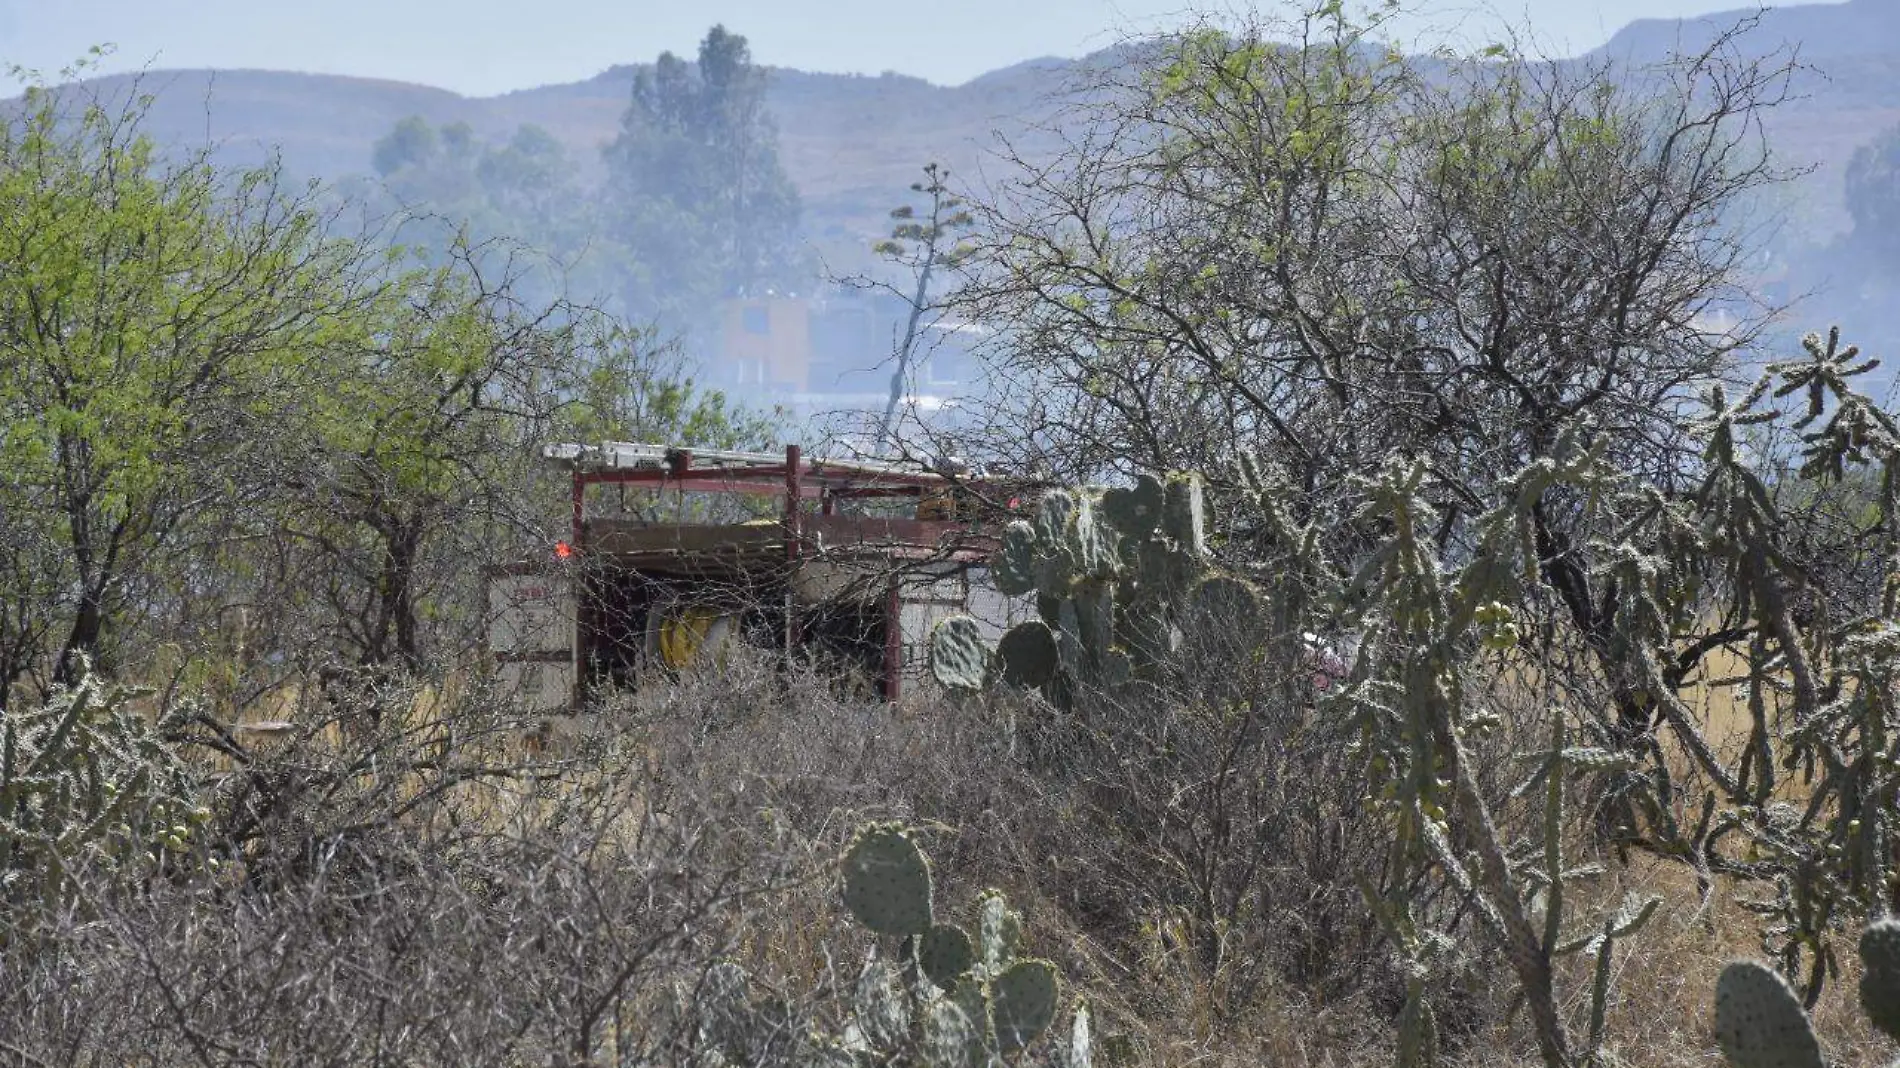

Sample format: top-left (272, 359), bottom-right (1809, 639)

top-left (1592, 0), bottom-right (1894, 61)
top-left (24, 1), bottom-right (1900, 257)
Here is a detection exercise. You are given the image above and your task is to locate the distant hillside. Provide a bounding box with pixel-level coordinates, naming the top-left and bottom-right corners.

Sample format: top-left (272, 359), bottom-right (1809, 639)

top-left (1591, 0), bottom-right (1900, 237)
top-left (60, 57), bottom-right (1095, 271)
top-left (1593, 0), bottom-right (1899, 62)
top-left (34, 2), bottom-right (1900, 266)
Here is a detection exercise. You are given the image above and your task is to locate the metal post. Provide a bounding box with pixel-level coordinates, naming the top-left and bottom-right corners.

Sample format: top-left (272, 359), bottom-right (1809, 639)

top-left (783, 444), bottom-right (802, 555)
top-left (570, 472), bottom-right (585, 551)
top-left (570, 471), bottom-right (587, 710)
top-left (784, 444), bottom-right (803, 653)
top-left (884, 576), bottom-right (902, 704)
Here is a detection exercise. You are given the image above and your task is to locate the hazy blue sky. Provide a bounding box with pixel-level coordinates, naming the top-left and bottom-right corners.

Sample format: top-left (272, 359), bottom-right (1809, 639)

top-left (0, 0), bottom-right (1777, 96)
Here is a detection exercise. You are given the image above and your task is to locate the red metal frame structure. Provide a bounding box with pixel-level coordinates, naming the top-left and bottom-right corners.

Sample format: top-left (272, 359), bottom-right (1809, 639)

top-left (550, 442), bottom-right (1001, 703)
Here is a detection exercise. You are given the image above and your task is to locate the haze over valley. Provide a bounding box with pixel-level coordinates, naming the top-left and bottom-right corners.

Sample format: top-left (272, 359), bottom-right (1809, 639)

top-left (16, 0), bottom-right (1900, 412)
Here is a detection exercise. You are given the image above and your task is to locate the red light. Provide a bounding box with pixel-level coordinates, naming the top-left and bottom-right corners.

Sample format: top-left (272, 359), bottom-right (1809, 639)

top-left (1007, 497), bottom-right (1021, 509)
top-left (554, 541), bottom-right (573, 559)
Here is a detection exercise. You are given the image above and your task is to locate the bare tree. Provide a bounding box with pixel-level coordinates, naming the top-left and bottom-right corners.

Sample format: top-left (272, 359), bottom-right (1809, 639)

top-left (958, 8), bottom-right (1799, 737)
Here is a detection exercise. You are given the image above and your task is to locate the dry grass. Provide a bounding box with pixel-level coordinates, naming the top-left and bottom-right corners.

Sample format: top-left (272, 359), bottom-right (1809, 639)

top-left (1510, 856), bottom-right (1890, 1067)
top-left (685, 653), bottom-right (1900, 1067)
top-left (21, 637), bottom-right (1894, 1066)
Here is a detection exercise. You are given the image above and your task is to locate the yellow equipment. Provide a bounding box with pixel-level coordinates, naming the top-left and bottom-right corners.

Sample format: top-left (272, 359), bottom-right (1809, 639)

top-left (655, 605), bottom-right (734, 669)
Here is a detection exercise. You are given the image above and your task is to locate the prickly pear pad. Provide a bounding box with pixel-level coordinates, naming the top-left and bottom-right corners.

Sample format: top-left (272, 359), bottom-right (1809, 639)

top-left (1714, 961), bottom-right (1822, 1068)
top-left (997, 621), bottom-right (1060, 688)
top-left (1101, 473), bottom-right (1164, 540)
top-left (930, 616), bottom-right (990, 692)
top-left (1859, 919), bottom-right (1900, 1042)
top-left (842, 824), bottom-right (934, 937)
top-left (991, 959), bottom-right (1061, 1053)
top-left (993, 521), bottom-right (1039, 597)
top-left (921, 922), bottom-right (977, 989)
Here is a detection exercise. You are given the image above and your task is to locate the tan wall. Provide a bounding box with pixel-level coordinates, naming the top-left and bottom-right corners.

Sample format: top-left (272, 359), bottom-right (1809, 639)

top-left (719, 297), bottom-right (812, 389)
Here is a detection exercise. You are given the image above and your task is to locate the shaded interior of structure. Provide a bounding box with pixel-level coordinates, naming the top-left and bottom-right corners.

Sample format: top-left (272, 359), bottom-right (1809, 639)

top-left (579, 557), bottom-right (891, 700)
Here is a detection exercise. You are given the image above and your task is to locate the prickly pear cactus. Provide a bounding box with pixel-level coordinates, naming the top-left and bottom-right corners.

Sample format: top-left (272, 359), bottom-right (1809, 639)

top-left (1713, 962), bottom-right (1823, 1068)
top-left (842, 824), bottom-right (934, 937)
top-left (1063, 1001), bottom-right (1093, 1068)
top-left (991, 959), bottom-right (1061, 1053)
top-left (1860, 919), bottom-right (1900, 1042)
top-left (1036, 490), bottom-right (1076, 546)
top-left (852, 958), bottom-right (912, 1050)
top-left (702, 824), bottom-right (1085, 1067)
top-left (925, 978), bottom-right (992, 1068)
top-left (977, 889), bottom-right (1024, 975)
top-left (921, 922), bottom-right (977, 989)
top-left (1078, 499), bottom-right (1124, 579)
top-left (1100, 474), bottom-right (1164, 539)
top-left (1161, 473), bottom-right (1207, 556)
top-left (997, 622), bottom-right (1060, 689)
top-left (1068, 582), bottom-right (1115, 667)
top-left (937, 471), bottom-right (1238, 707)
top-left (1710, 918), bottom-right (1900, 1068)
top-left (930, 617), bottom-right (992, 692)
top-left (994, 521), bottom-right (1039, 597)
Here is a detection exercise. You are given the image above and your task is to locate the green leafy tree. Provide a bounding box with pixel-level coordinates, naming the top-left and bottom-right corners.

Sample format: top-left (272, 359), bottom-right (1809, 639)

top-left (0, 70), bottom-right (381, 701)
top-left (269, 251), bottom-right (552, 670)
top-left (360, 118), bottom-right (600, 307)
top-left (250, 241), bottom-right (782, 673)
top-left (559, 324), bottom-right (782, 451)
top-left (603, 25), bottom-right (804, 320)
top-left (964, 8), bottom-right (1796, 742)
top-left (475, 125), bottom-right (572, 231)
top-left (371, 115), bottom-right (439, 178)
top-left (955, 7), bottom-right (1835, 1063)
top-left (1845, 122), bottom-right (1900, 262)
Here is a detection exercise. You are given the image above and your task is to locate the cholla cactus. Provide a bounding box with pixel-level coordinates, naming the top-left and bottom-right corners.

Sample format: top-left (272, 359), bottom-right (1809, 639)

top-left (1, 663), bottom-right (205, 919)
top-left (941, 325), bottom-right (1900, 1068)
top-left (937, 450), bottom-right (1658, 1068)
top-left (699, 823), bottom-right (1089, 1068)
